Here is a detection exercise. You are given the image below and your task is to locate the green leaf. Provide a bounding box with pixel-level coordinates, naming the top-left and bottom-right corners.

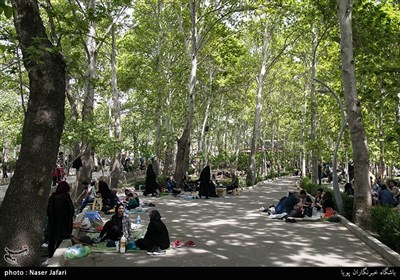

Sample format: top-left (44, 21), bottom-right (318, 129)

top-left (3, 5), bottom-right (12, 19)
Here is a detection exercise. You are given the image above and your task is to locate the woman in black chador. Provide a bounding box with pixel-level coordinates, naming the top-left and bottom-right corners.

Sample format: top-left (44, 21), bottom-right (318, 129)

top-left (135, 210), bottom-right (170, 254)
top-left (47, 181), bottom-right (74, 259)
top-left (143, 163), bottom-right (159, 196)
top-left (198, 165), bottom-right (211, 199)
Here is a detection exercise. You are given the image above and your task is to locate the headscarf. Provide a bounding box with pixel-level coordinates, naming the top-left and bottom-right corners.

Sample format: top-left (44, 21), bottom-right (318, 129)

top-left (149, 209), bottom-right (161, 221)
top-left (47, 181), bottom-right (72, 219)
top-left (54, 181), bottom-right (70, 198)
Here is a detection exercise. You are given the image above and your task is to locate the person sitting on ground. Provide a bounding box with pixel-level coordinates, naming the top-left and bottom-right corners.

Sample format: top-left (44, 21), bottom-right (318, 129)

top-left (166, 175), bottom-right (181, 195)
top-left (122, 188), bottom-right (139, 205)
top-left (378, 184), bottom-right (397, 207)
top-left (97, 180), bottom-right (114, 212)
top-left (321, 191), bottom-right (335, 213)
top-left (97, 203), bottom-right (132, 242)
top-left (299, 190), bottom-right (313, 216)
top-left (226, 172), bottom-right (239, 193)
top-left (299, 190), bottom-right (313, 207)
top-left (183, 175), bottom-right (193, 192)
top-left (313, 188), bottom-right (324, 210)
top-left (75, 181), bottom-right (95, 213)
top-left (287, 202), bottom-right (305, 218)
top-left (274, 192), bottom-right (300, 214)
top-left (135, 210), bottom-right (170, 255)
top-left (125, 192), bottom-right (139, 210)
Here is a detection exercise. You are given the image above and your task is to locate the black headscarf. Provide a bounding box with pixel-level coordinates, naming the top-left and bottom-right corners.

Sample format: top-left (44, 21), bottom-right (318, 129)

top-left (144, 210), bottom-right (170, 250)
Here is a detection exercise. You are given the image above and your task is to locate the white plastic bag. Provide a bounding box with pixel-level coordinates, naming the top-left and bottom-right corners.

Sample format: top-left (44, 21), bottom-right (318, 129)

top-left (80, 217), bottom-right (91, 230)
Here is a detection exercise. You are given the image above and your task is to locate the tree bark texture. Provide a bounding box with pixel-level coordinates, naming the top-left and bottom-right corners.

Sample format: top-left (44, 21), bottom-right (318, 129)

top-left (0, 0), bottom-right (66, 266)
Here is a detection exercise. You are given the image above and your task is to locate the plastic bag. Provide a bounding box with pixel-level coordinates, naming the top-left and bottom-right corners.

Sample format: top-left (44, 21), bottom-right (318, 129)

top-left (64, 244), bottom-right (91, 259)
top-left (80, 217), bottom-right (91, 230)
top-left (83, 211), bottom-right (103, 223)
top-left (127, 240), bottom-right (138, 251)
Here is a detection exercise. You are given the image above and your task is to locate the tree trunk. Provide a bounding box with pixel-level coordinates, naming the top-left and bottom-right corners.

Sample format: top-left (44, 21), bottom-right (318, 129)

top-left (110, 24), bottom-right (121, 189)
top-left (174, 0), bottom-right (198, 187)
top-left (78, 0), bottom-right (97, 193)
top-left (65, 75), bottom-right (80, 199)
top-left (0, 0), bottom-right (66, 266)
top-left (300, 86), bottom-right (307, 177)
top-left (378, 101), bottom-right (385, 180)
top-left (162, 88), bottom-right (174, 176)
top-left (246, 20), bottom-right (269, 186)
top-left (310, 26), bottom-right (318, 185)
top-left (337, 0), bottom-right (371, 229)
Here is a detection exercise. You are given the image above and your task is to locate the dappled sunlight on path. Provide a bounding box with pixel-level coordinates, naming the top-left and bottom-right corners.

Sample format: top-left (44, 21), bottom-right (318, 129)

top-left (63, 176), bottom-right (389, 267)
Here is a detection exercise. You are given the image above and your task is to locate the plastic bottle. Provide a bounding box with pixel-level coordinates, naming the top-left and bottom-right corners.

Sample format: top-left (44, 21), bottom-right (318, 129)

top-left (136, 214), bottom-right (141, 225)
top-left (119, 235), bottom-right (126, 253)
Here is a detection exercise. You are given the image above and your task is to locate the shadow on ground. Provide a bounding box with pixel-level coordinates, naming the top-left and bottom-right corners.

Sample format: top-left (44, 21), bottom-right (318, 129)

top-left (62, 177), bottom-right (389, 267)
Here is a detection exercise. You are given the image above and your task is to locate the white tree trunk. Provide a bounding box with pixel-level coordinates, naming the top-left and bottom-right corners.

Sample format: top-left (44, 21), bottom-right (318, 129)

top-left (337, 0), bottom-right (372, 229)
top-left (79, 0), bottom-right (97, 190)
top-left (174, 0), bottom-right (198, 187)
top-left (110, 24), bottom-right (121, 188)
top-left (246, 19), bottom-right (269, 186)
top-left (310, 26), bottom-right (318, 185)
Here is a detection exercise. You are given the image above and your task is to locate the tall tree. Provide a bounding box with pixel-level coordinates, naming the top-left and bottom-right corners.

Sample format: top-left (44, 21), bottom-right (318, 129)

top-left (0, 0), bottom-right (66, 266)
top-left (174, 0), bottom-right (199, 187)
top-left (110, 24), bottom-right (122, 188)
top-left (337, 0), bottom-right (371, 228)
top-left (246, 17), bottom-right (270, 186)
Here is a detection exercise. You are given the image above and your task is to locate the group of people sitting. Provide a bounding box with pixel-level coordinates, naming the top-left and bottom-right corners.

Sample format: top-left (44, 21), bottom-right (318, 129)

top-left (75, 179), bottom-right (122, 214)
top-left (261, 188), bottom-right (335, 219)
top-left (180, 168), bottom-right (239, 198)
top-left (44, 178), bottom-right (169, 266)
top-left (95, 205), bottom-right (170, 255)
top-left (141, 164), bottom-right (240, 200)
top-left (371, 179), bottom-right (399, 207)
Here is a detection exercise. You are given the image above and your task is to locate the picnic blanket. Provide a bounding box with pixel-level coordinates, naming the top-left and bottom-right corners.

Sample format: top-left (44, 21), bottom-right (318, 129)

top-left (90, 241), bottom-right (140, 253)
top-left (125, 208), bottom-right (148, 213)
top-left (286, 216), bottom-right (325, 222)
top-left (177, 194), bottom-right (200, 199)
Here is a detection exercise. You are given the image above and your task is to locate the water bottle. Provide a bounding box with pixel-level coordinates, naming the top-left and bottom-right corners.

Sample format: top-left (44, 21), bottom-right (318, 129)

top-left (136, 214), bottom-right (141, 225)
top-left (119, 235), bottom-right (126, 254)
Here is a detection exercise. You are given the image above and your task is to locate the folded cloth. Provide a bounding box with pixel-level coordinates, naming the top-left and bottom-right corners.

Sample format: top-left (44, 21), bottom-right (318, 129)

top-left (183, 240), bottom-right (196, 247)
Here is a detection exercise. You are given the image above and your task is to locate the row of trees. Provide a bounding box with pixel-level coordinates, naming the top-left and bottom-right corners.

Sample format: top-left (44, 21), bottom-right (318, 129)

top-left (0, 0), bottom-right (399, 266)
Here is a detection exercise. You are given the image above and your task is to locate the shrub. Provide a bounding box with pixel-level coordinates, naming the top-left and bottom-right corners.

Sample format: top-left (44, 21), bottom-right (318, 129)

top-left (370, 205), bottom-right (393, 233)
top-left (371, 205), bottom-right (400, 253)
top-left (341, 192), bottom-right (354, 221)
top-left (380, 213), bottom-right (400, 252)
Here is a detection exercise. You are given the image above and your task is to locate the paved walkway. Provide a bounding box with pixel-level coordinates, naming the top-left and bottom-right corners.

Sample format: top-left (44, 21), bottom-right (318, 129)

top-left (50, 176), bottom-right (396, 268)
